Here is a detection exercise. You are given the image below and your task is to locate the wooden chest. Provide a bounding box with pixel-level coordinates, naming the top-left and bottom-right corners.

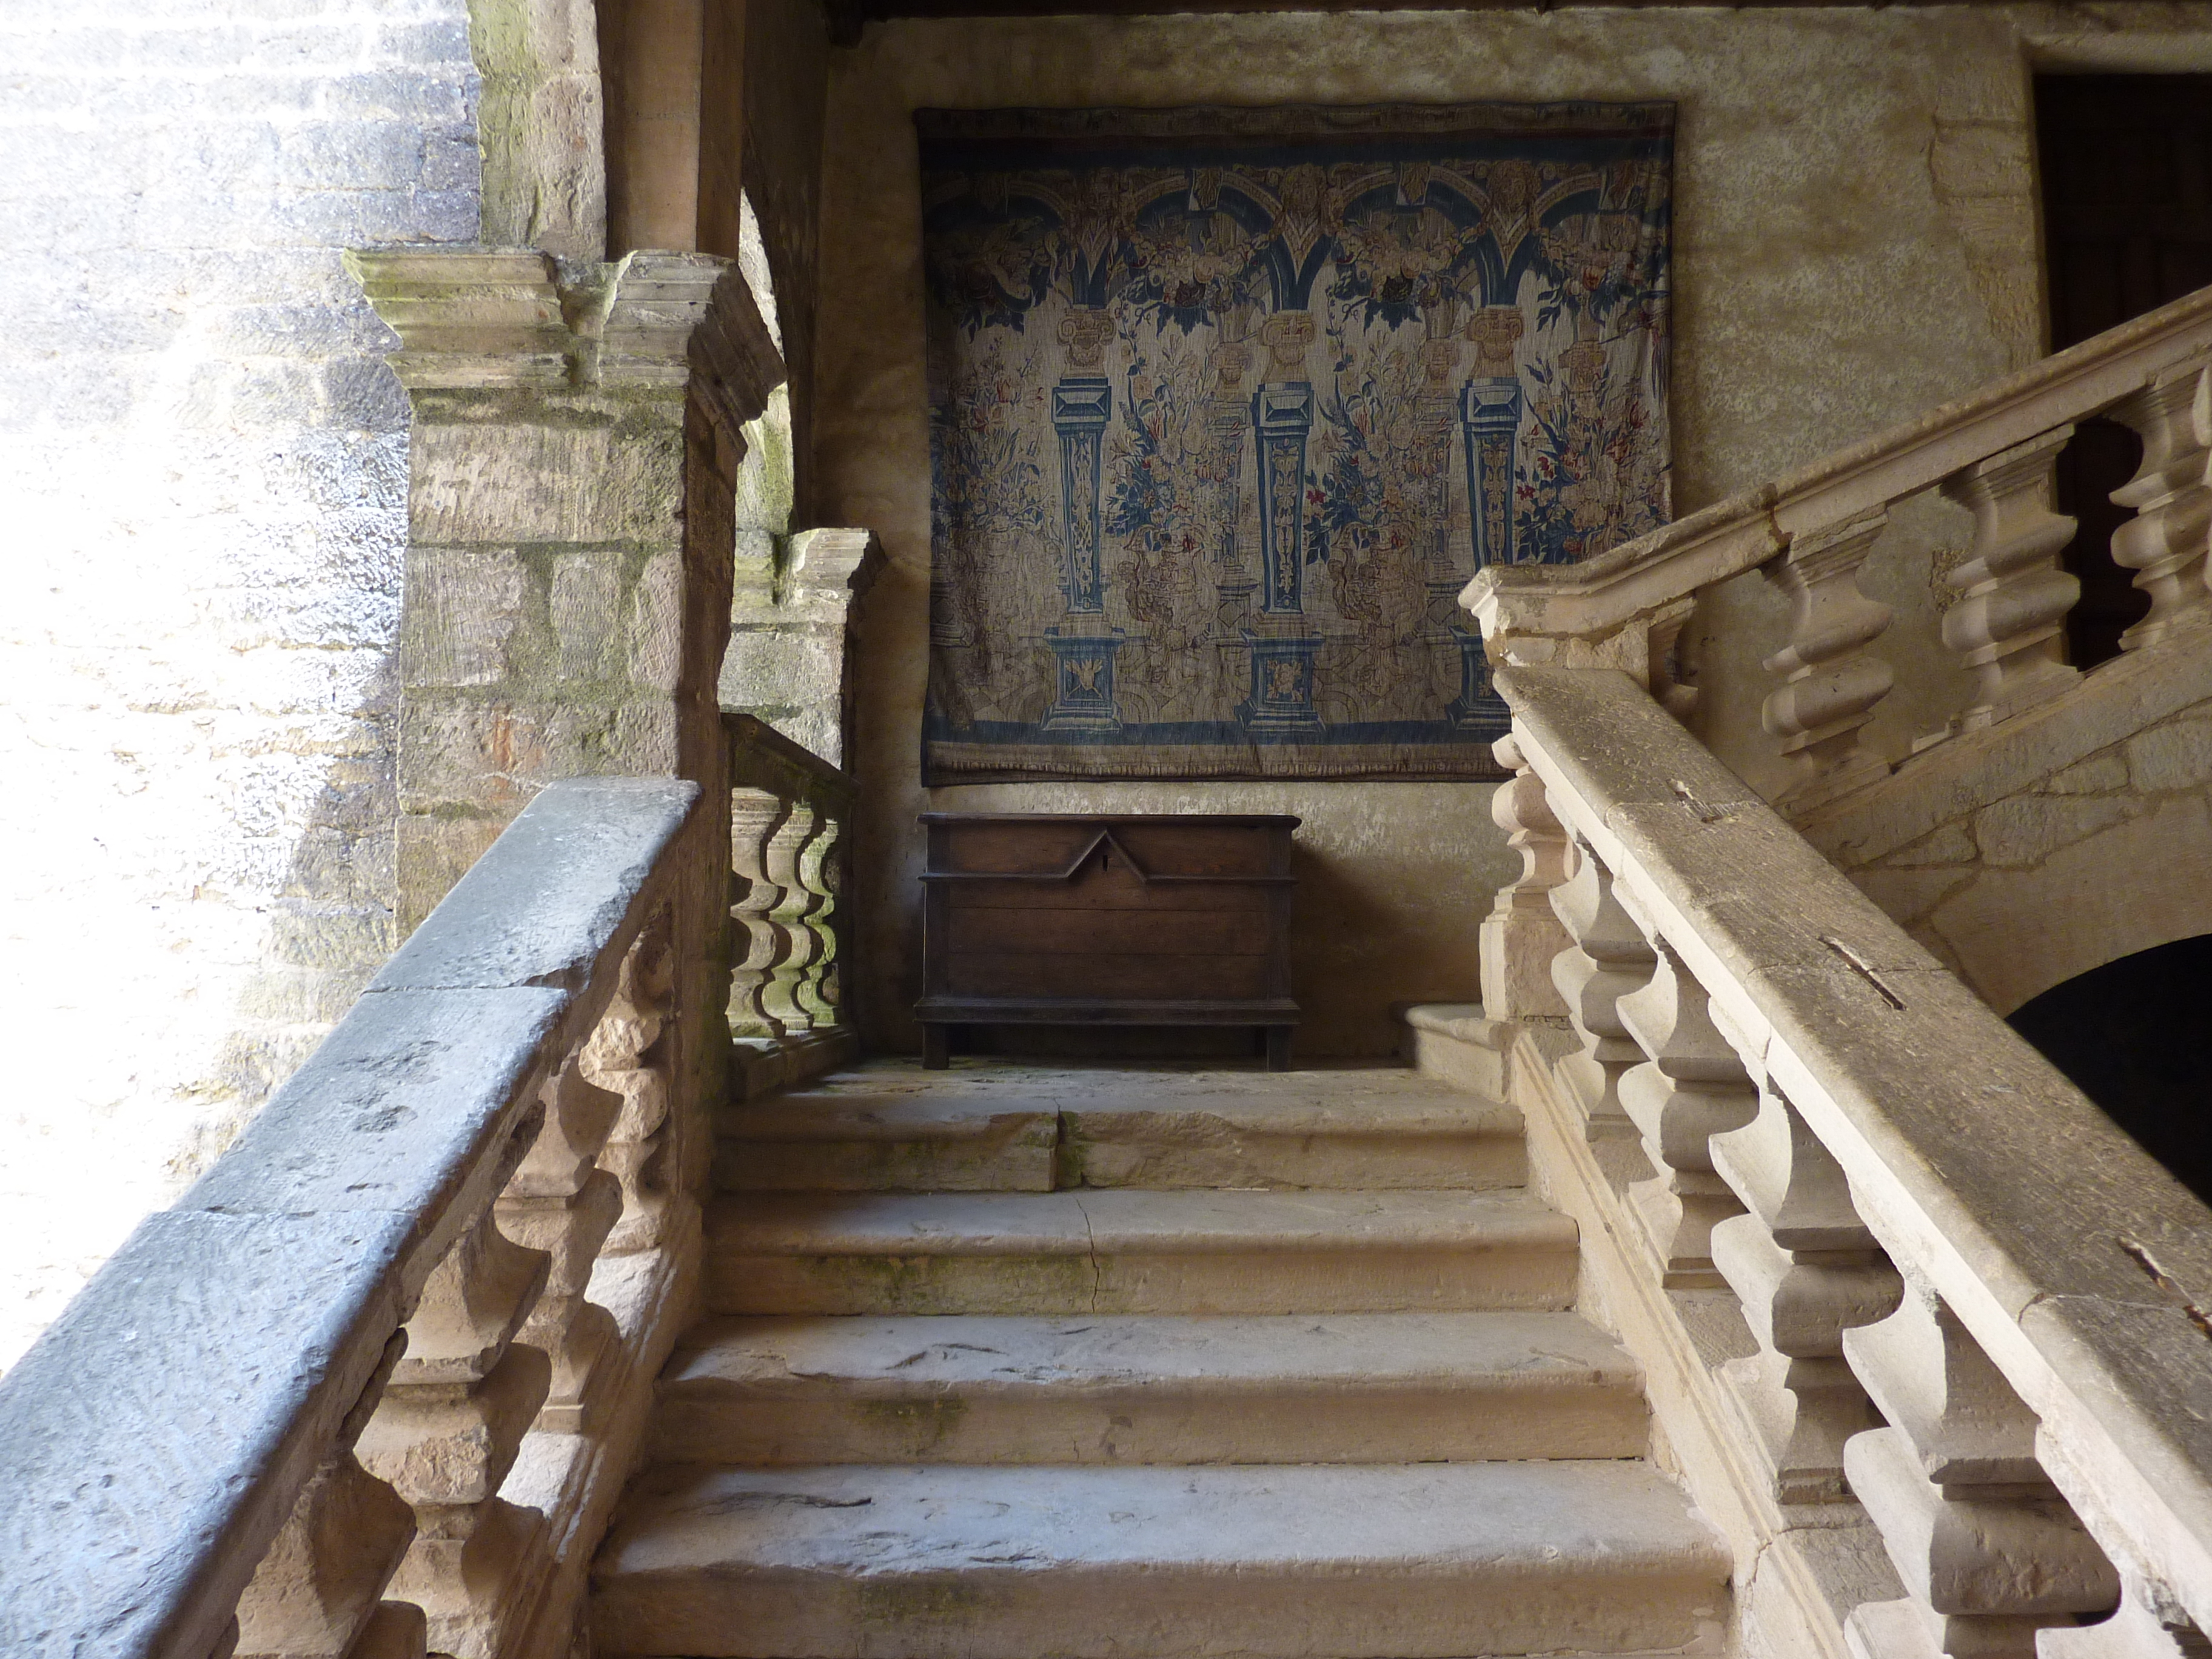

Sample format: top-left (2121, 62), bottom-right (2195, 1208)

top-left (916, 813), bottom-right (1301, 1070)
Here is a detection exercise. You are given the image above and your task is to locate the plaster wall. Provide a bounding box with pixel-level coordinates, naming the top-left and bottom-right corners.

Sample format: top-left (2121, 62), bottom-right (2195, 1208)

top-left (815, 4), bottom-right (2212, 1057)
top-left (0, 0), bottom-right (480, 1369)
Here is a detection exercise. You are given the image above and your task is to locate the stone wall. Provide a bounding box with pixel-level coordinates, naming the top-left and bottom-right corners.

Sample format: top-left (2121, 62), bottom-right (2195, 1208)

top-left (0, 0), bottom-right (481, 1368)
top-left (813, 4), bottom-right (2212, 1058)
top-left (1805, 635), bottom-right (2212, 1016)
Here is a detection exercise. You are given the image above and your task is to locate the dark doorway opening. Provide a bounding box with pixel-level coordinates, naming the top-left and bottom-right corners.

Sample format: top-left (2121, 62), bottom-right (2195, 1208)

top-left (2008, 933), bottom-right (2212, 1204)
top-left (2033, 74), bottom-right (2212, 666)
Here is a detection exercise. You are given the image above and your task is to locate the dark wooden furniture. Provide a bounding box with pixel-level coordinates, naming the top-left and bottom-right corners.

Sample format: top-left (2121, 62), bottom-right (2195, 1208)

top-left (916, 812), bottom-right (1300, 1070)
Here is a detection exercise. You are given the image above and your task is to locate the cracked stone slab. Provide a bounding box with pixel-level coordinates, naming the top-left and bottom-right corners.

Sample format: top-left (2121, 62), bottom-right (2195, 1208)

top-left (1057, 1084), bottom-right (1523, 1190)
top-left (654, 1310), bottom-right (1646, 1464)
top-left (714, 1065), bottom-right (1524, 1192)
top-left (705, 1190), bottom-right (1578, 1316)
top-left (715, 1093), bottom-right (1059, 1192)
top-left (590, 1461), bottom-right (1731, 1658)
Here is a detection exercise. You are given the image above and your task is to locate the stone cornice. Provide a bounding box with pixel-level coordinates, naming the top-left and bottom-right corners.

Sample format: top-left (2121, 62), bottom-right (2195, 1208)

top-left (786, 527), bottom-right (886, 609)
top-left (345, 246), bottom-right (786, 435)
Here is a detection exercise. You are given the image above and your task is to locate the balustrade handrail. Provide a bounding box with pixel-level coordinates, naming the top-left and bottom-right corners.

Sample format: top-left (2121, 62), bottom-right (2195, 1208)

top-left (725, 711), bottom-right (857, 1049)
top-left (1497, 663), bottom-right (2212, 1640)
top-left (0, 777), bottom-right (702, 1659)
top-left (1466, 283), bottom-right (2212, 648)
top-left (726, 709), bottom-right (856, 809)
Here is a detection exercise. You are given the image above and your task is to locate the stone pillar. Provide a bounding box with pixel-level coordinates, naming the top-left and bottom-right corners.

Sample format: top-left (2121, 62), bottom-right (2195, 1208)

top-left (720, 526), bottom-right (884, 768)
top-left (347, 247), bottom-right (783, 933)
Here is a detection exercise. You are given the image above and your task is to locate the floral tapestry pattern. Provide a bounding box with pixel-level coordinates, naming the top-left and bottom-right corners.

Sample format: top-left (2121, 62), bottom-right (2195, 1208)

top-left (920, 102), bottom-right (1674, 781)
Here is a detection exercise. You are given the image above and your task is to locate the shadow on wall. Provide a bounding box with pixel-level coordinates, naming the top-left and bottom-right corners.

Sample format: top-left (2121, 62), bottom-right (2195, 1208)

top-left (2008, 933), bottom-right (2212, 1202)
top-left (198, 643), bottom-right (403, 1159)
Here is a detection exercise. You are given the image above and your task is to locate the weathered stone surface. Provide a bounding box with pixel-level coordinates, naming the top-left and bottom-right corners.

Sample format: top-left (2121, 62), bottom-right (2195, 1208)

top-left (720, 525), bottom-right (883, 768)
top-left (398, 698), bottom-right (682, 816)
top-left (184, 987), bottom-right (562, 1264)
top-left (1059, 1081), bottom-right (1524, 1191)
top-left (1399, 1004), bottom-right (1514, 1098)
top-left (373, 777), bottom-right (697, 994)
top-left (1928, 793), bottom-right (2212, 1014)
top-left (716, 1093), bottom-right (1059, 1192)
top-left (409, 407), bottom-right (685, 546)
top-left (1802, 631), bottom-right (2212, 868)
top-left (705, 1188), bottom-right (1579, 1316)
top-left (719, 1062), bottom-right (1523, 1193)
top-left (471, 0), bottom-right (606, 263)
top-left (2046, 750), bottom-right (2128, 796)
top-left (1874, 821), bottom-right (1977, 867)
top-left (1972, 794), bottom-right (2139, 868)
top-left (1847, 867), bottom-right (1974, 928)
top-left (2128, 717), bottom-right (2212, 795)
top-left (654, 1310), bottom-right (1646, 1466)
top-left (591, 1461), bottom-right (1729, 1658)
top-left (0, 1208), bottom-right (417, 1659)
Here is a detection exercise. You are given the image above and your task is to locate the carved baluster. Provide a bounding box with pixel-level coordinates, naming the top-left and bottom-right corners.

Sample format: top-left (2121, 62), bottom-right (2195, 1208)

top-left (497, 1056), bottom-right (625, 1432)
top-left (2108, 363), bottom-right (2212, 651)
top-left (2040, 1584), bottom-right (2210, 1658)
top-left (592, 928), bottom-right (678, 1254)
top-left (1762, 509), bottom-right (1895, 811)
top-left (1843, 1273), bottom-right (2119, 1657)
top-left (354, 1109), bottom-right (553, 1659)
top-left (235, 1335), bottom-right (418, 1659)
top-left (729, 788), bottom-right (793, 1039)
top-left (1939, 428), bottom-right (2082, 728)
top-left (765, 799), bottom-right (824, 1033)
top-left (1614, 939), bottom-right (1759, 1287)
top-left (1480, 733), bottom-right (1572, 1021)
top-left (1548, 837), bottom-right (1657, 1144)
top-left (794, 808), bottom-right (844, 1030)
top-left (1707, 1079), bottom-right (1902, 1503)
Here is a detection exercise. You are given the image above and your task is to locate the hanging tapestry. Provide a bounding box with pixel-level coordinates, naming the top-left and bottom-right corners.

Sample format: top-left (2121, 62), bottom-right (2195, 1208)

top-left (919, 102), bottom-right (1674, 782)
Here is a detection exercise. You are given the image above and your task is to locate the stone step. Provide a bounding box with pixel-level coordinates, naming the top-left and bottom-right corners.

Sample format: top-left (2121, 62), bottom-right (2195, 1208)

top-left (712, 1065), bottom-right (1523, 1193)
top-left (1057, 1081), bottom-right (1523, 1190)
top-left (714, 1090), bottom-right (1060, 1191)
top-left (589, 1461), bottom-right (1731, 1658)
top-left (705, 1188), bottom-right (1580, 1316)
top-left (652, 1310), bottom-right (1646, 1464)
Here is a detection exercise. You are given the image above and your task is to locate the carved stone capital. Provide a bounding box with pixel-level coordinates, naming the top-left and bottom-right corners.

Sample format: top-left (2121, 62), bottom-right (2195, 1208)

top-left (345, 246), bottom-right (784, 442)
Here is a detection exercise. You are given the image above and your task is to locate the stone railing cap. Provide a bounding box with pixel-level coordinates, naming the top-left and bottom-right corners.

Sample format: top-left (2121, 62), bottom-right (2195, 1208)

top-left (1497, 663), bottom-right (2212, 1620)
top-left (372, 777), bottom-right (698, 996)
top-left (1469, 282), bottom-right (2212, 640)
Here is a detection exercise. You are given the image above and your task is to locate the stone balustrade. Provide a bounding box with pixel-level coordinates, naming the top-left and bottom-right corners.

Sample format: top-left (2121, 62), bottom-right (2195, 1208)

top-left (1481, 665), bottom-right (2212, 1657)
top-left (725, 711), bottom-right (861, 1099)
top-left (1465, 285), bottom-right (2212, 818)
top-left (0, 778), bottom-right (712, 1659)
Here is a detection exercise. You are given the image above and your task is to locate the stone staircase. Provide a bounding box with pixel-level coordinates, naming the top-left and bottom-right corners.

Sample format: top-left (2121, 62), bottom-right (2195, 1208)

top-left (589, 1059), bottom-right (1732, 1657)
